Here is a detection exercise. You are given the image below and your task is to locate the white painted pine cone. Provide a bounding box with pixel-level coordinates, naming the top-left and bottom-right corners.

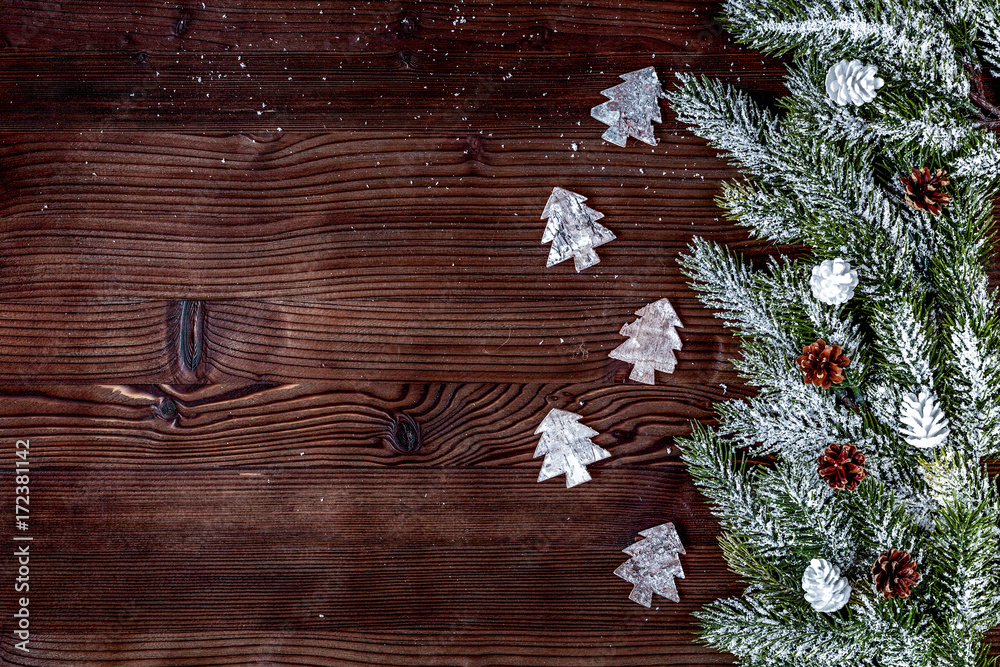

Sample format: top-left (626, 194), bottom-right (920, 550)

top-left (810, 258), bottom-right (858, 305)
top-left (900, 389), bottom-right (950, 449)
top-left (825, 60), bottom-right (884, 107)
top-left (802, 558), bottom-right (851, 613)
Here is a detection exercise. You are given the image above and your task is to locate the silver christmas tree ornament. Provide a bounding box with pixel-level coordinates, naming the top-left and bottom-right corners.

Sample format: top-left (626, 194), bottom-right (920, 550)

top-left (810, 258), bottom-right (858, 305)
top-left (609, 298), bottom-right (683, 384)
top-left (591, 66), bottom-right (666, 147)
top-left (900, 389), bottom-right (950, 449)
top-left (802, 558), bottom-right (852, 612)
top-left (533, 408), bottom-right (611, 488)
top-left (825, 59), bottom-right (884, 107)
top-left (540, 187), bottom-right (616, 272)
top-left (614, 522), bottom-right (686, 606)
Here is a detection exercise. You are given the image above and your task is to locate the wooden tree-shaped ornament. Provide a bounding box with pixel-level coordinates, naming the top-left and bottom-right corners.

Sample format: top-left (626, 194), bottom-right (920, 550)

top-left (533, 408), bottom-right (611, 488)
top-left (541, 187), bottom-right (616, 272)
top-left (609, 298), bottom-right (683, 384)
top-left (614, 522), bottom-right (686, 606)
top-left (590, 66), bottom-right (667, 147)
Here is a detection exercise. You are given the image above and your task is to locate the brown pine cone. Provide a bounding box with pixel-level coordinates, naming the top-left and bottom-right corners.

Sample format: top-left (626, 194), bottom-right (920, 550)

top-left (871, 549), bottom-right (920, 599)
top-left (796, 339), bottom-right (850, 389)
top-left (901, 167), bottom-right (951, 216)
top-left (818, 443), bottom-right (866, 491)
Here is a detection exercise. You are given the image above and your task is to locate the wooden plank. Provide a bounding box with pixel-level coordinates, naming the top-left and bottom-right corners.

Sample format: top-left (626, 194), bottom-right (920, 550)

top-left (0, 383), bottom-right (745, 468)
top-left (0, 211), bottom-right (745, 299)
top-left (0, 127), bottom-right (777, 299)
top-left (0, 384), bottom-right (993, 665)
top-left (0, 131), bottom-right (735, 219)
top-left (0, 384), bottom-right (740, 664)
top-left (204, 298), bottom-right (742, 383)
top-left (2, 0), bottom-right (733, 54)
top-left (0, 52), bottom-right (786, 132)
top-left (0, 464), bottom-right (739, 665)
top-left (4, 630), bottom-right (739, 666)
top-left (0, 297), bottom-right (743, 383)
top-left (0, 300), bottom-right (175, 381)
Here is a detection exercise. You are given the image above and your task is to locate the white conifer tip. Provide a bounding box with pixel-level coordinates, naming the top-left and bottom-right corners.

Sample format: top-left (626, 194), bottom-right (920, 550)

top-left (900, 389), bottom-right (950, 449)
top-left (810, 258), bottom-right (858, 305)
top-left (825, 60), bottom-right (884, 107)
top-left (802, 558), bottom-right (851, 613)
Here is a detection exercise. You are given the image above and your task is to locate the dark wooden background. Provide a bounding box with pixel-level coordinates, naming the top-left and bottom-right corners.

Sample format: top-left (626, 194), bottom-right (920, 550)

top-left (0, 1), bottom-right (996, 665)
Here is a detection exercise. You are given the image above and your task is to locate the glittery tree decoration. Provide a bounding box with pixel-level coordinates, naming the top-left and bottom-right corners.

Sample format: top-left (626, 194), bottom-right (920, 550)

top-left (614, 522), bottom-right (686, 606)
top-left (591, 66), bottom-right (667, 147)
top-left (540, 187), bottom-right (616, 272)
top-left (533, 408), bottom-right (611, 488)
top-left (609, 298), bottom-right (683, 384)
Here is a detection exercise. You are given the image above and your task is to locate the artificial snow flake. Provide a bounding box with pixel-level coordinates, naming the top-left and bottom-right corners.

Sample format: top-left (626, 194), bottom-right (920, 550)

top-left (825, 60), bottom-right (884, 107)
top-left (533, 408), bottom-right (611, 488)
top-left (810, 258), bottom-right (858, 305)
top-left (802, 558), bottom-right (852, 613)
top-left (609, 298), bottom-right (683, 384)
top-left (540, 187), bottom-right (616, 272)
top-left (614, 522), bottom-right (686, 606)
top-left (591, 66), bottom-right (666, 147)
top-left (900, 389), bottom-right (950, 449)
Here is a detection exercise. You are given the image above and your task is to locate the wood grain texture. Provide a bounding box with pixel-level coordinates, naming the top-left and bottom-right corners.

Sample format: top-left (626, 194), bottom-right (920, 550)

top-left (0, 297), bottom-right (744, 383)
top-left (0, 465), bottom-right (739, 665)
top-left (0, 129), bottom-right (774, 300)
top-left (0, 0), bottom-right (732, 54)
top-left (0, 300), bottom-right (174, 381)
top-left (0, 52), bottom-right (785, 132)
top-left (1, 631), bottom-right (738, 667)
top-left (2, 0), bottom-right (999, 662)
top-left (0, 131), bottom-right (735, 219)
top-left (203, 298), bottom-right (741, 383)
top-left (0, 382), bottom-right (743, 468)
top-left (0, 384), bottom-right (739, 665)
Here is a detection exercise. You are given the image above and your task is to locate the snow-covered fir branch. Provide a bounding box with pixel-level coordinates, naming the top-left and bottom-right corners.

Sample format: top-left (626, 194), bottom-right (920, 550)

top-left (670, 0), bottom-right (1000, 663)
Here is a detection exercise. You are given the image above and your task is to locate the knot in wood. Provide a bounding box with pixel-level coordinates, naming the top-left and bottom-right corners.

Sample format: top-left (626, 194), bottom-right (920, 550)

top-left (611, 428), bottom-right (637, 444)
top-left (521, 27), bottom-right (552, 49)
top-left (396, 10), bottom-right (420, 37)
top-left (174, 7), bottom-right (192, 36)
top-left (397, 49), bottom-right (417, 70)
top-left (464, 135), bottom-right (486, 160)
top-left (154, 397), bottom-right (177, 421)
top-left (388, 413), bottom-right (421, 453)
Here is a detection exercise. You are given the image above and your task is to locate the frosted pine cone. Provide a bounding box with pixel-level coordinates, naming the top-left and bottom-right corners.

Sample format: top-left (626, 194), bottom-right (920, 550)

top-left (797, 339), bottom-right (850, 389)
top-left (872, 549), bottom-right (920, 598)
top-left (825, 59), bottom-right (884, 106)
top-left (818, 443), bottom-right (866, 491)
top-left (802, 558), bottom-right (852, 612)
top-left (810, 258), bottom-right (858, 305)
top-left (900, 389), bottom-right (950, 449)
top-left (902, 167), bottom-right (951, 216)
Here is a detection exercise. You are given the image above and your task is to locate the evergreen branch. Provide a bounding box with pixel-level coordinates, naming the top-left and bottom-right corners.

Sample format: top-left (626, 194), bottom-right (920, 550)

top-left (720, 1), bottom-right (968, 100)
top-left (668, 3), bottom-right (1000, 664)
top-left (679, 237), bottom-right (797, 350)
top-left (667, 74), bottom-right (784, 182)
